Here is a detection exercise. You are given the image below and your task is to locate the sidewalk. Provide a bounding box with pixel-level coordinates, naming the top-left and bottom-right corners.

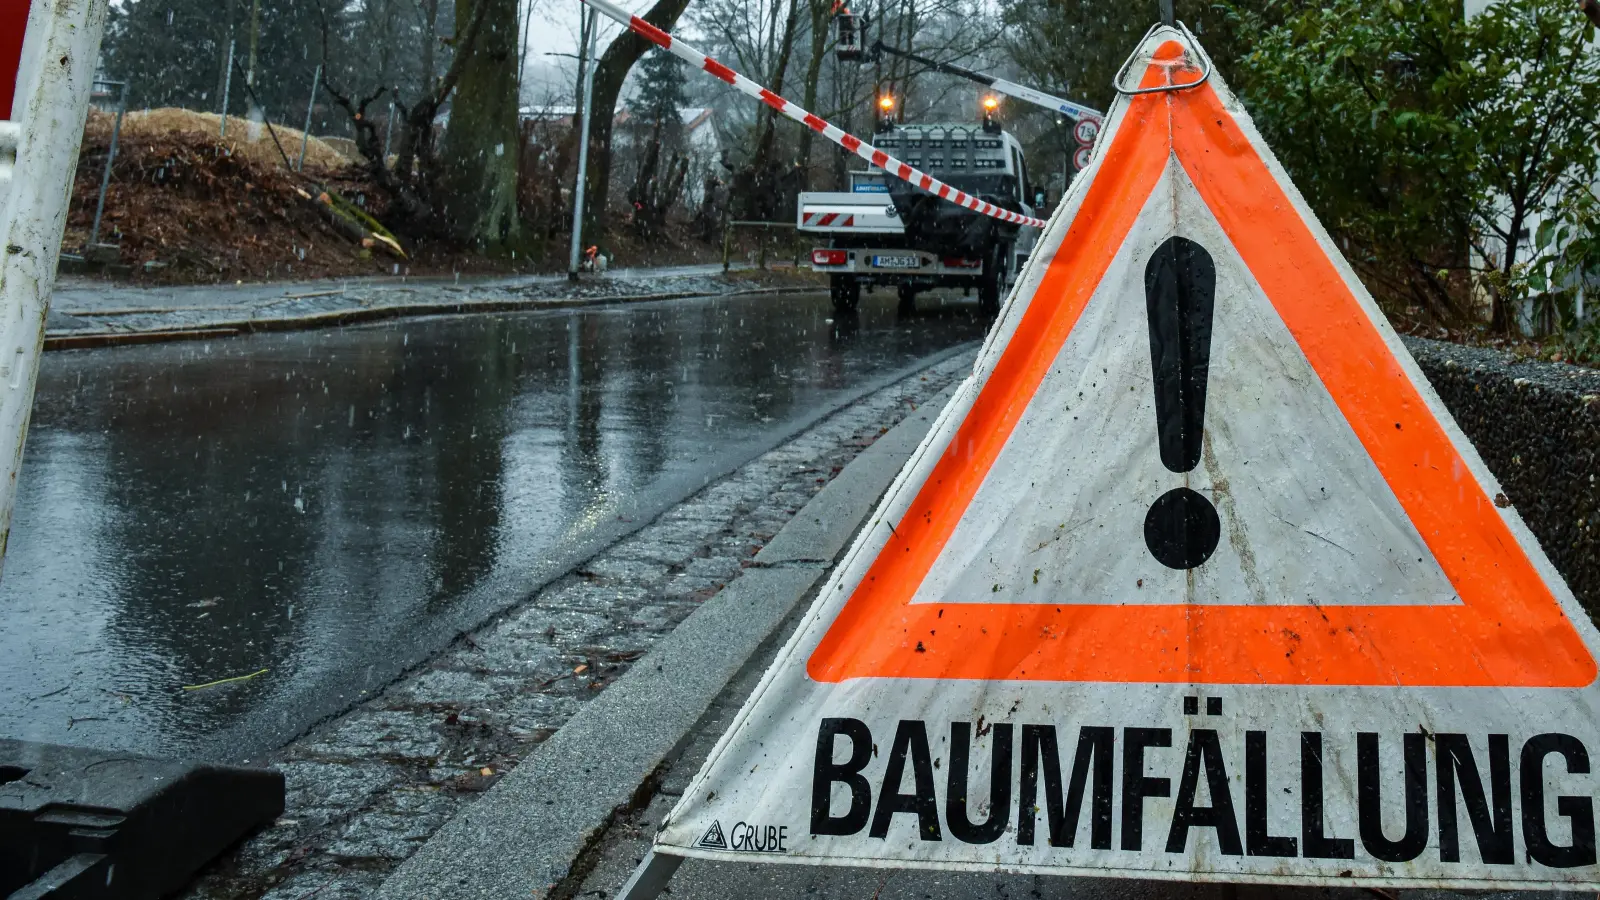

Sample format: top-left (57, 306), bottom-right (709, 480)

top-left (45, 264), bottom-right (820, 350)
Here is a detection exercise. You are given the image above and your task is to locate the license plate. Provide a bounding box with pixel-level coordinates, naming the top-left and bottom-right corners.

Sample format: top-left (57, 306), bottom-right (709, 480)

top-left (871, 254), bottom-right (920, 268)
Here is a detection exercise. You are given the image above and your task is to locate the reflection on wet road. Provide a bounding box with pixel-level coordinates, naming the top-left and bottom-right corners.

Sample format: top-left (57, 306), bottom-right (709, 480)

top-left (0, 290), bottom-right (986, 758)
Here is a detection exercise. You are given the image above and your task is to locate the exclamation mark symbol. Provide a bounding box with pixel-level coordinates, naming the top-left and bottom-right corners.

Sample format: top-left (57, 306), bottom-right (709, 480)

top-left (1143, 236), bottom-right (1221, 570)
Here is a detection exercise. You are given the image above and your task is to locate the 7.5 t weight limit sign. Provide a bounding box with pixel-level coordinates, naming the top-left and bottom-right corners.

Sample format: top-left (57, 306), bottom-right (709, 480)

top-left (1073, 115), bottom-right (1100, 171)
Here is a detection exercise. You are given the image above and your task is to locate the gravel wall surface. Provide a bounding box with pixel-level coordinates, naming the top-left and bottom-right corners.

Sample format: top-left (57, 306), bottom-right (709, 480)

top-left (1403, 336), bottom-right (1600, 615)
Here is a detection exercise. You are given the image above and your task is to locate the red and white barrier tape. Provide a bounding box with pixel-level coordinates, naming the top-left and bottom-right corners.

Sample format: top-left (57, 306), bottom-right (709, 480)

top-left (582, 0), bottom-right (1046, 230)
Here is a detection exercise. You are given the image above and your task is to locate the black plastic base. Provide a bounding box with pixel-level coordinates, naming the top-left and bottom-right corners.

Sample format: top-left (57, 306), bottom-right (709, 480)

top-left (0, 739), bottom-right (284, 899)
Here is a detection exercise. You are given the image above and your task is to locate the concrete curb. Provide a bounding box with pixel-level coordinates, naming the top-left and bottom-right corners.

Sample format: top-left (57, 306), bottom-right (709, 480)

top-left (375, 383), bottom-right (958, 900)
top-left (43, 284), bottom-right (822, 351)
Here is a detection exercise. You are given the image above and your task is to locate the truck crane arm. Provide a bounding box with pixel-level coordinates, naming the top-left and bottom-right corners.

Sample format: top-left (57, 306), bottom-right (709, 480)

top-left (866, 40), bottom-right (1103, 123)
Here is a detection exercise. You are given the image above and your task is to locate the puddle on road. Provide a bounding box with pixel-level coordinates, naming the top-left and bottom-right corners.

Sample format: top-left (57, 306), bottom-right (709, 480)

top-left (0, 290), bottom-right (985, 757)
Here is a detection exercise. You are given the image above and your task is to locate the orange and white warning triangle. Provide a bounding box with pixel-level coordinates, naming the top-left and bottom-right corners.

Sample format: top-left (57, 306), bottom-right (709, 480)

top-left (655, 27), bottom-right (1600, 890)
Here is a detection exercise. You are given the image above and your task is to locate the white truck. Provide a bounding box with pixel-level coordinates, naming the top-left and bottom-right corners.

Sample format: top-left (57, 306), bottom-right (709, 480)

top-left (798, 121), bottom-right (1042, 315)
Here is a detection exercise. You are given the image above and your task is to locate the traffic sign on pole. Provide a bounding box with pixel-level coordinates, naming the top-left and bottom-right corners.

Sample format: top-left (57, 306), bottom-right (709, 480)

top-left (620, 25), bottom-right (1600, 896)
top-left (1073, 116), bottom-right (1100, 145)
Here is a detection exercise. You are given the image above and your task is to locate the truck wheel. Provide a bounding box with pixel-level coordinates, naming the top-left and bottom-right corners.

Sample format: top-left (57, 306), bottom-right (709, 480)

top-left (830, 274), bottom-right (861, 314)
top-left (978, 249), bottom-right (1006, 315)
top-left (896, 283), bottom-right (917, 314)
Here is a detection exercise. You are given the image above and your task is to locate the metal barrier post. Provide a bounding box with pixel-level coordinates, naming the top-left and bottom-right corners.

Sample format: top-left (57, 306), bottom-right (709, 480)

top-left (724, 220), bottom-right (797, 272)
top-left (219, 39), bottom-right (234, 137)
top-left (382, 100), bottom-right (395, 161)
top-left (567, 3), bottom-right (599, 281)
top-left (297, 64), bottom-right (321, 171)
top-left (89, 78), bottom-right (125, 246)
top-left (0, 0), bottom-right (110, 571)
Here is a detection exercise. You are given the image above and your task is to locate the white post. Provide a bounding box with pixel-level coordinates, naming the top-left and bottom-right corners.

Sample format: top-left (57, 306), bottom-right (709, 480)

top-left (382, 99), bottom-right (396, 161)
top-left (517, 0), bottom-right (535, 106)
top-left (220, 40), bottom-right (235, 137)
top-left (89, 81), bottom-right (126, 246)
top-left (298, 64), bottom-right (321, 171)
top-left (0, 0), bottom-right (110, 571)
top-left (568, 5), bottom-right (599, 281)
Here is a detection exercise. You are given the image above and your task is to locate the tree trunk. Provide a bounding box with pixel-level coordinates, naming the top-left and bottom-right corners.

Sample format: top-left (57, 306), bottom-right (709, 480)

top-left (736, 0), bottom-right (801, 221)
top-left (397, 0), bottom-right (482, 188)
top-left (753, 0), bottom-right (800, 171)
top-left (437, 0), bottom-right (522, 251)
top-left (375, 0), bottom-right (396, 105)
top-left (797, 0), bottom-right (830, 189)
top-left (581, 0), bottom-right (693, 237)
top-left (1493, 206), bottom-right (1526, 334)
top-left (420, 0), bottom-right (439, 96)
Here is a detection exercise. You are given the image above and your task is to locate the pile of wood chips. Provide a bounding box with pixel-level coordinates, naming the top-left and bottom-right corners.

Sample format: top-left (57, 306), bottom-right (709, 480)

top-left (64, 107), bottom-right (405, 284)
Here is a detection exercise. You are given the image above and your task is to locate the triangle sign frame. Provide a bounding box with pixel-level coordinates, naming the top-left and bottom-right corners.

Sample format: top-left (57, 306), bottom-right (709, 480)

top-left (623, 28), bottom-right (1600, 898)
top-left (622, 28), bottom-right (1600, 899)
top-left (803, 39), bottom-right (1595, 689)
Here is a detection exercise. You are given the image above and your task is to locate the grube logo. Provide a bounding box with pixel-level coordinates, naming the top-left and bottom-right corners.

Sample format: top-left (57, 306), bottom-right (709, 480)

top-left (695, 820), bottom-right (789, 853)
top-left (696, 821), bottom-right (727, 850)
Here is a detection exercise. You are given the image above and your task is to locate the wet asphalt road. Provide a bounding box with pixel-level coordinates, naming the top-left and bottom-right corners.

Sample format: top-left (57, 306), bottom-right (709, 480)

top-left (0, 289), bottom-right (987, 760)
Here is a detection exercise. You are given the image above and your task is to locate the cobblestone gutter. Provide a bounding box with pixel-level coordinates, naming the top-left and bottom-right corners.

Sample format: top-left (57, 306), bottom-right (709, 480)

top-left (1403, 337), bottom-right (1600, 616)
top-left (180, 352), bottom-right (975, 900)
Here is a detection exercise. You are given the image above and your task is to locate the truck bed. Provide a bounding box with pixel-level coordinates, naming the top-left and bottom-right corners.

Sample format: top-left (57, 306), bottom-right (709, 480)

top-left (796, 192), bottom-right (905, 235)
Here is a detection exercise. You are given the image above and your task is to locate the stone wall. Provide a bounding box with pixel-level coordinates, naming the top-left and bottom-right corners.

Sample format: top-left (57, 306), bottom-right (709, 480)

top-left (1404, 336), bottom-right (1600, 617)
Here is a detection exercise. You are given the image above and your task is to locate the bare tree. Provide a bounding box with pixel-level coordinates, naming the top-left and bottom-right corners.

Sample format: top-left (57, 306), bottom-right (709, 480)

top-left (736, 0), bottom-right (801, 218)
top-left (796, 0), bottom-right (833, 189)
top-left (578, 0), bottom-right (695, 236)
top-left (437, 0), bottom-right (523, 248)
top-left (693, 0), bottom-right (1000, 201)
top-left (317, 0), bottom-right (491, 227)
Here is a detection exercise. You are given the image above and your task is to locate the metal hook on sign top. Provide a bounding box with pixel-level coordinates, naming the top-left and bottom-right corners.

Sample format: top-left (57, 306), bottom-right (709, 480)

top-left (1112, 21), bottom-right (1212, 96)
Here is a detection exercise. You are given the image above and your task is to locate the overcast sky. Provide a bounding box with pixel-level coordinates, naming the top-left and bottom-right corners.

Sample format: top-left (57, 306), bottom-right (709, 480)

top-left (519, 0), bottom-right (656, 103)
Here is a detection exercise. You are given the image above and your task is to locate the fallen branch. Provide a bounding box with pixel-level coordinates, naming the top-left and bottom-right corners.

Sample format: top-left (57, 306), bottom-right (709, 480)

top-left (294, 187), bottom-right (407, 259)
top-left (182, 668), bottom-right (269, 691)
top-left (321, 190), bottom-right (407, 259)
